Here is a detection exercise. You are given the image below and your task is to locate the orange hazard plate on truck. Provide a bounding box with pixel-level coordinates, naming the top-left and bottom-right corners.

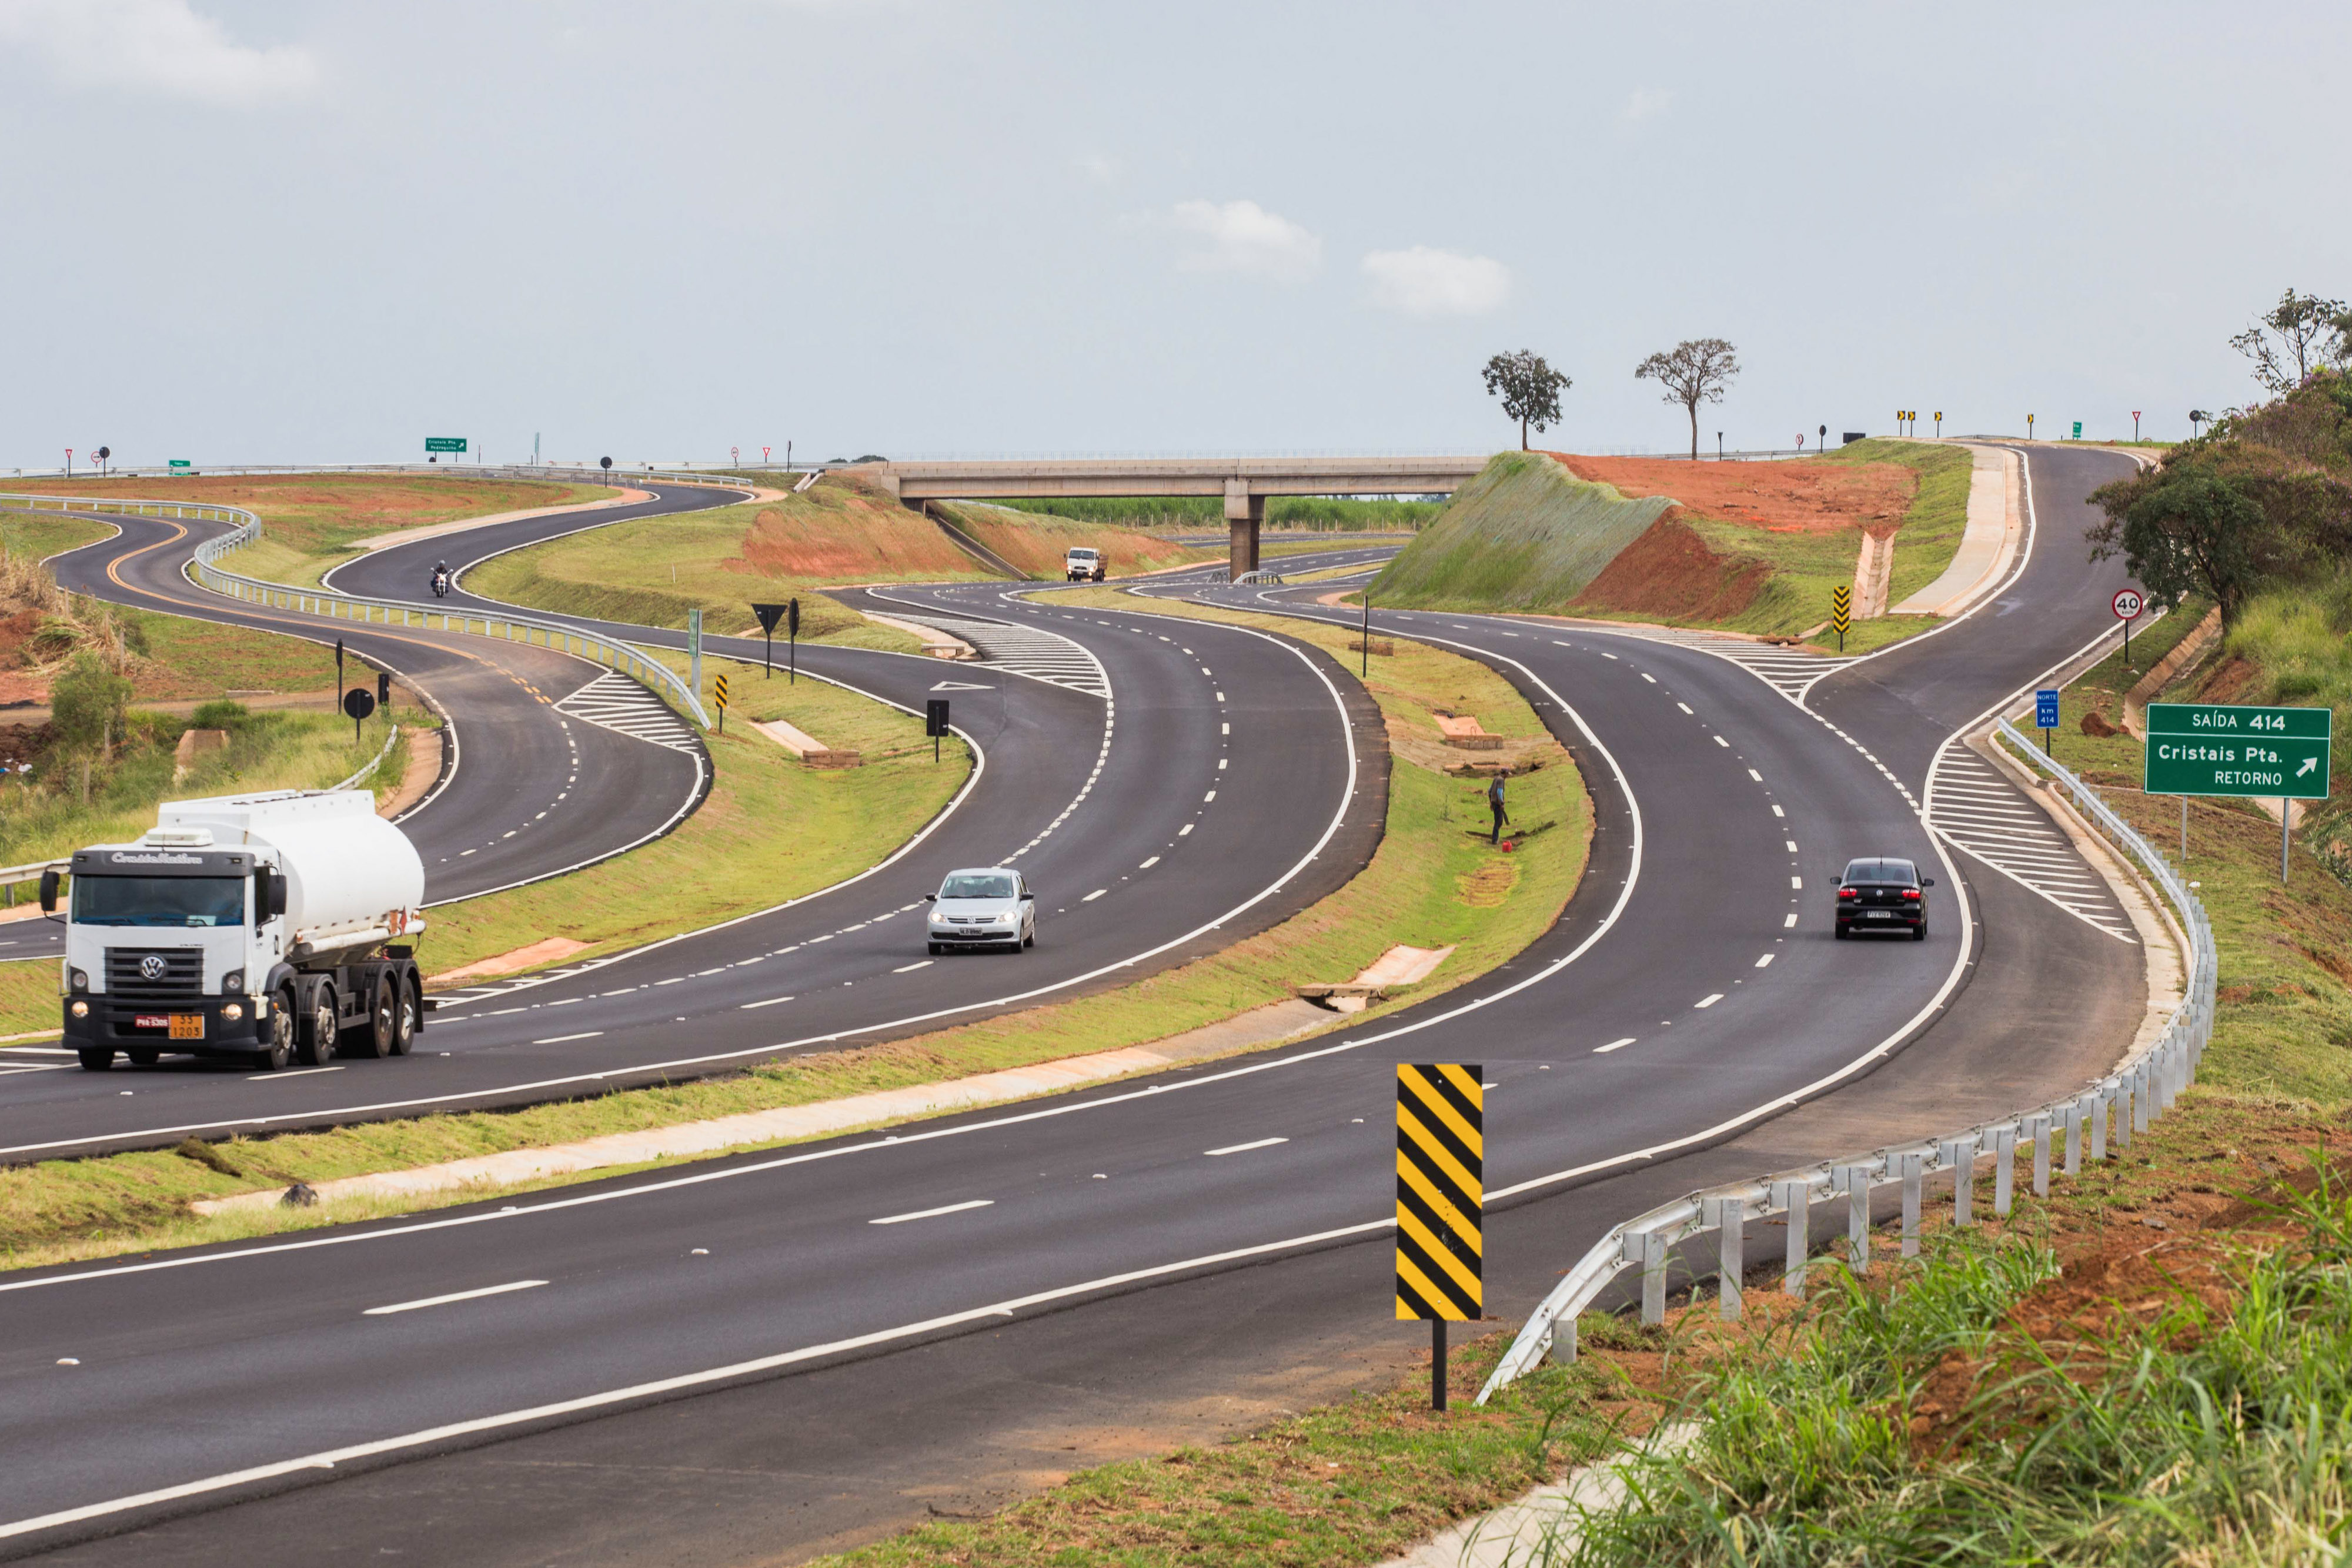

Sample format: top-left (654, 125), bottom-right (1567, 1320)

top-left (168, 1014), bottom-right (205, 1041)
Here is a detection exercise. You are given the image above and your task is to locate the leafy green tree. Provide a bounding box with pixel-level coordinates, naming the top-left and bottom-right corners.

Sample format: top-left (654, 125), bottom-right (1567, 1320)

top-left (49, 651), bottom-right (132, 755)
top-left (1635, 338), bottom-right (1740, 461)
top-left (1481, 350), bottom-right (1571, 450)
top-left (2087, 467), bottom-right (2275, 626)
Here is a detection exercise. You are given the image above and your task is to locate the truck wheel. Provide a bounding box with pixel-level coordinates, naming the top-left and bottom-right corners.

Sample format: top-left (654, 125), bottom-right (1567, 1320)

top-left (255, 1035), bottom-right (290, 1072)
top-left (354, 972), bottom-right (396, 1059)
top-left (304, 984), bottom-right (339, 1065)
top-left (76, 1049), bottom-right (112, 1072)
top-left (389, 978), bottom-right (417, 1057)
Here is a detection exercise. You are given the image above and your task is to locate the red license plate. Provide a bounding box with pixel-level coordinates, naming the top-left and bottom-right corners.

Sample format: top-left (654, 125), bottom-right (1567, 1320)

top-left (134, 1014), bottom-right (169, 1029)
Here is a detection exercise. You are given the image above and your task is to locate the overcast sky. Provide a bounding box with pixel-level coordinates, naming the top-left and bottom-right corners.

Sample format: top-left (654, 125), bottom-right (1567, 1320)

top-left (1, 1), bottom-right (2344, 470)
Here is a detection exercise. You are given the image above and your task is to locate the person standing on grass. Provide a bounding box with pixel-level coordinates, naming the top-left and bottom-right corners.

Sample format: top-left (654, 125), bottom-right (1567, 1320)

top-left (1487, 771), bottom-right (1510, 845)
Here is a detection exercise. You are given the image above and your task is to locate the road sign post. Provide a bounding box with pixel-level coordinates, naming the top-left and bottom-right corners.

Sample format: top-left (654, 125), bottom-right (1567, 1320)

top-left (334, 638), bottom-right (345, 715)
top-left (425, 437), bottom-right (467, 456)
top-left (2132, 410), bottom-right (2142, 442)
top-left (342, 686), bottom-right (375, 744)
top-left (2072, 421), bottom-right (2083, 440)
top-left (2112, 589), bottom-right (2144, 668)
top-left (1830, 584), bottom-right (1852, 653)
top-left (2144, 703), bottom-right (2332, 882)
top-left (2035, 687), bottom-right (2060, 756)
top-left (168, 459), bottom-right (192, 473)
top-left (751, 603), bottom-right (787, 677)
top-left (687, 609), bottom-right (703, 703)
top-left (926, 698), bottom-right (950, 763)
top-left (1396, 1063), bottom-right (1482, 1412)
top-left (789, 598), bottom-right (800, 685)
top-left (713, 672), bottom-right (729, 734)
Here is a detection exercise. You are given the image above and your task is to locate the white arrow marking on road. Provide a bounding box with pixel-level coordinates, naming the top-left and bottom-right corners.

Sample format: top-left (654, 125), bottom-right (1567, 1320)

top-left (929, 681), bottom-right (994, 692)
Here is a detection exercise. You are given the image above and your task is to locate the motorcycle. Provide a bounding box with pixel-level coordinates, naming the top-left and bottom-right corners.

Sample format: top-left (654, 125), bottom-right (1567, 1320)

top-left (430, 570), bottom-right (451, 599)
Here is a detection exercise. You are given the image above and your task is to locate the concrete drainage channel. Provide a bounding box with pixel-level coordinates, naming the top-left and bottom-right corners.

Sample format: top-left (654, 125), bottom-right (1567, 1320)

top-left (1478, 714), bottom-right (2216, 1402)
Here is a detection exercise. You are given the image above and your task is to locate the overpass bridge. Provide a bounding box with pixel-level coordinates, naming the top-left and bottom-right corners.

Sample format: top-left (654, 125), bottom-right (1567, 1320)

top-left (853, 454), bottom-right (1490, 577)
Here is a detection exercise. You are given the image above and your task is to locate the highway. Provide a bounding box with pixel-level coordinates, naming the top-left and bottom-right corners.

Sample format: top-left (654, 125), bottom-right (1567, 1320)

top-left (0, 449), bottom-right (2159, 1563)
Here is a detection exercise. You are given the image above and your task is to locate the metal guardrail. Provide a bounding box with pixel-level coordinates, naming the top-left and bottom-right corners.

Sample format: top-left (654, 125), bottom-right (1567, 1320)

top-left (1478, 718), bottom-right (2215, 1401)
top-left (0, 491), bottom-right (714, 730)
top-left (330, 724), bottom-right (403, 793)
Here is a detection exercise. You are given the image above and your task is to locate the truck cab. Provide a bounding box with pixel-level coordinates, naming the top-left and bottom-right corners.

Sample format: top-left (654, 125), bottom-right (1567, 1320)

top-left (1064, 547), bottom-right (1105, 583)
top-left (52, 790), bottom-right (427, 1073)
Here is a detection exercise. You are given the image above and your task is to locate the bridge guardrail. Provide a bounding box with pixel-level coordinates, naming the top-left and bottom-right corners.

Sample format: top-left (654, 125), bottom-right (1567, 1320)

top-left (1477, 716), bottom-right (2214, 1400)
top-left (0, 492), bottom-right (713, 730)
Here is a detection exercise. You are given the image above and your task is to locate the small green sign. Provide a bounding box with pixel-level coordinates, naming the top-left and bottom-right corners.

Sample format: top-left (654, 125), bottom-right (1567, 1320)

top-left (2144, 702), bottom-right (2332, 800)
top-left (425, 436), bottom-right (467, 454)
top-left (168, 460), bottom-right (192, 472)
top-left (2072, 421), bottom-right (2083, 439)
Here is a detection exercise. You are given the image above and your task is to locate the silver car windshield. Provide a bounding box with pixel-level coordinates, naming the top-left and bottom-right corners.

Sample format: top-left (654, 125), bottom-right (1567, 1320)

top-left (940, 874), bottom-right (1016, 900)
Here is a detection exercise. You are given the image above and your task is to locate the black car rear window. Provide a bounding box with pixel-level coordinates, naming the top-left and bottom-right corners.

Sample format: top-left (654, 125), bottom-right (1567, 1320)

top-left (1842, 859), bottom-right (1917, 885)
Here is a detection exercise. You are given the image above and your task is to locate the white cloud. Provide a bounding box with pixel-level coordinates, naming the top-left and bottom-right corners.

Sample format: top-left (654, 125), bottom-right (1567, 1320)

top-left (1622, 88), bottom-right (1672, 123)
top-left (0, 0), bottom-right (319, 106)
top-left (1360, 247), bottom-right (1511, 316)
top-left (1168, 199), bottom-right (1321, 283)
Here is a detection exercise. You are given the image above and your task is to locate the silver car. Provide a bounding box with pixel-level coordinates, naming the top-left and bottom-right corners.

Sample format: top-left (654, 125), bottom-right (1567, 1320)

top-left (924, 867), bottom-right (1036, 955)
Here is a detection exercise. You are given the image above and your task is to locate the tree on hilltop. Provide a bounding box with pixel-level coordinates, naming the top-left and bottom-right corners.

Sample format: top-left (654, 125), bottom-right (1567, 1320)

top-left (2230, 289), bottom-right (2350, 393)
top-left (1635, 338), bottom-right (1740, 462)
top-left (1481, 350), bottom-right (1571, 450)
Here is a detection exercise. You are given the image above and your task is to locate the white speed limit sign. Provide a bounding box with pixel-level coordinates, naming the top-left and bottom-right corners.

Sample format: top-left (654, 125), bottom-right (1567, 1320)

top-left (2112, 589), bottom-right (2143, 621)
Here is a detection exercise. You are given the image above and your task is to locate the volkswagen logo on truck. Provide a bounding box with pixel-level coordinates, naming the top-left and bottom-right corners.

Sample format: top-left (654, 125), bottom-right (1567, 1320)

top-left (139, 955), bottom-right (166, 980)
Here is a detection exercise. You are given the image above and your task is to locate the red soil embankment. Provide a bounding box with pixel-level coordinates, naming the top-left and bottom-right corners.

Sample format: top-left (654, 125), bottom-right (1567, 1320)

top-left (733, 497), bottom-right (979, 582)
top-left (1542, 453), bottom-right (1913, 534)
top-left (1571, 507), bottom-right (1773, 620)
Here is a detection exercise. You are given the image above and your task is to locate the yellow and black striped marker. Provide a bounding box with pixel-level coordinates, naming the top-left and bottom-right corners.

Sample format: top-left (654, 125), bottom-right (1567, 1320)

top-left (1395, 1062), bottom-right (1482, 1322)
top-left (713, 672), bottom-right (729, 732)
top-left (1831, 584), bottom-right (1853, 644)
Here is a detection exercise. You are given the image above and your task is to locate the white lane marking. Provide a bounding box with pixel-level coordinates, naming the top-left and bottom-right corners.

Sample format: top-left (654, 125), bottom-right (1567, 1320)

top-left (1785, 840), bottom-right (1799, 853)
top-left (893, 962), bottom-right (933, 974)
top-left (1221, 722), bottom-right (1229, 734)
top-left (738, 995), bottom-right (796, 1009)
top-left (1594, 1038), bottom-right (1636, 1054)
top-left (1217, 758), bottom-right (1228, 769)
top-left (1770, 804), bottom-right (1785, 817)
top-left (1676, 702), bottom-right (1693, 714)
top-left (869, 1199), bottom-right (993, 1226)
top-left (1178, 824), bottom-right (1194, 835)
top-left (249, 1065), bottom-right (344, 1082)
top-left (1641, 673), bottom-right (1656, 683)
top-left (532, 1032), bottom-right (604, 1045)
top-left (1784, 913), bottom-right (1799, 928)
top-left (363, 1279), bottom-right (547, 1316)
top-left (1754, 954), bottom-right (1774, 968)
top-left (1790, 876), bottom-right (1803, 889)
top-left (1713, 735), bottom-right (1729, 747)
top-left (1204, 1137), bottom-right (1288, 1157)
top-left (1748, 769), bottom-right (1763, 781)
top-left (1203, 790), bottom-right (1217, 801)
top-left (1138, 857), bottom-right (1160, 870)
top-left (1082, 890), bottom-right (1106, 902)
top-left (1695, 993), bottom-right (1724, 1008)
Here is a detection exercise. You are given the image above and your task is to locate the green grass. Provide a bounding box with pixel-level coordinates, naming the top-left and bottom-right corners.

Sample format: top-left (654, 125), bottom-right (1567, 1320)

top-left (0, 510), bottom-right (116, 563)
top-left (115, 608), bottom-right (342, 700)
top-left (0, 620), bottom-right (1585, 1274)
top-left (187, 474), bottom-right (613, 588)
top-left (1371, 453), bottom-right (1672, 612)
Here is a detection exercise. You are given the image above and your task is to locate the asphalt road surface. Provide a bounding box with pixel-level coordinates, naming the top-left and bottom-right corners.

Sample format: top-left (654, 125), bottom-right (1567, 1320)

top-left (0, 449), bottom-right (2159, 1563)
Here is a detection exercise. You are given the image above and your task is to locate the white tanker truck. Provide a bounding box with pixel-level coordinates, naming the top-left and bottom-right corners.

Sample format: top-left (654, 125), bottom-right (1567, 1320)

top-left (45, 789), bottom-right (429, 1073)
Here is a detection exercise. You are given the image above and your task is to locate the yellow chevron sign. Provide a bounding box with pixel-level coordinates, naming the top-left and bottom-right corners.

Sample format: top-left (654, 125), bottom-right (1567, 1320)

top-left (1395, 1062), bottom-right (1483, 1322)
top-left (1831, 584), bottom-right (1853, 636)
top-left (713, 673), bottom-right (730, 711)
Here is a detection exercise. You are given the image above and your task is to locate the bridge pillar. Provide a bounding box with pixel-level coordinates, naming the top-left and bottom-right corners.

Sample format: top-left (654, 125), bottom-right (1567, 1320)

top-left (1225, 480), bottom-right (1263, 579)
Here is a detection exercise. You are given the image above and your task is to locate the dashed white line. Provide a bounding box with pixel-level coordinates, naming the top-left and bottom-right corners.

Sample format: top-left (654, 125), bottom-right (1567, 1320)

top-left (1593, 1038), bottom-right (1636, 1054)
top-left (869, 1199), bottom-right (993, 1226)
top-left (892, 961), bottom-right (933, 974)
top-left (1082, 890), bottom-right (1106, 902)
top-left (1204, 1137), bottom-right (1288, 1157)
top-left (738, 995), bottom-right (796, 1009)
top-left (1754, 954), bottom-right (1774, 968)
top-left (532, 1032), bottom-right (603, 1045)
top-left (364, 1279), bottom-right (547, 1316)
top-left (1695, 993), bottom-right (1725, 1008)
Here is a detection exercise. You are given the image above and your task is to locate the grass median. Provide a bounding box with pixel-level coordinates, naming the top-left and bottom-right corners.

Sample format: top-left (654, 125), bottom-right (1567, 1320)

top-left (0, 622), bottom-right (1585, 1273)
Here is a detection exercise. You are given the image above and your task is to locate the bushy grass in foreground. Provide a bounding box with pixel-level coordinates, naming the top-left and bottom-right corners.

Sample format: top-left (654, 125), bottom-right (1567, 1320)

top-left (1558, 1177), bottom-right (2352, 1566)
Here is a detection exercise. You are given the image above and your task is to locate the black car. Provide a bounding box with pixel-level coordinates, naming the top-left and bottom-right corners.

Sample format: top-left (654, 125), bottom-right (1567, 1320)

top-left (1835, 857), bottom-right (1934, 940)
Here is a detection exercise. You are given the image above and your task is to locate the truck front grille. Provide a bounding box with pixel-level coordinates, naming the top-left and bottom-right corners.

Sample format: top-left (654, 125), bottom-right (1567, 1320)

top-left (106, 948), bottom-right (203, 1001)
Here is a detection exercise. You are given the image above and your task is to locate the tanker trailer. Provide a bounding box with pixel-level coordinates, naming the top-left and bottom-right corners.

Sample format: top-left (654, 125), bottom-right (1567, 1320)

top-left (46, 789), bottom-right (429, 1072)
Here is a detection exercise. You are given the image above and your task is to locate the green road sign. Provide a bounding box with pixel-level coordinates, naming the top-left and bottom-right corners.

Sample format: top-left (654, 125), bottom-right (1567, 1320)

top-left (2144, 703), bottom-right (2332, 799)
top-left (168, 459), bottom-right (192, 472)
top-left (425, 436), bottom-right (467, 453)
top-left (2072, 421), bottom-right (2083, 439)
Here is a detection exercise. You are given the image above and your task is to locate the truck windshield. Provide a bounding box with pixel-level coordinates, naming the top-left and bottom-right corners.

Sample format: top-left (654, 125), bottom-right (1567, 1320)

top-left (71, 876), bottom-right (246, 927)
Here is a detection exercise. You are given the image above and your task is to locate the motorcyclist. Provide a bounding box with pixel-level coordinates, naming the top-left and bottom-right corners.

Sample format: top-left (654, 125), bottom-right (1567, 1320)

top-left (430, 560), bottom-right (451, 597)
